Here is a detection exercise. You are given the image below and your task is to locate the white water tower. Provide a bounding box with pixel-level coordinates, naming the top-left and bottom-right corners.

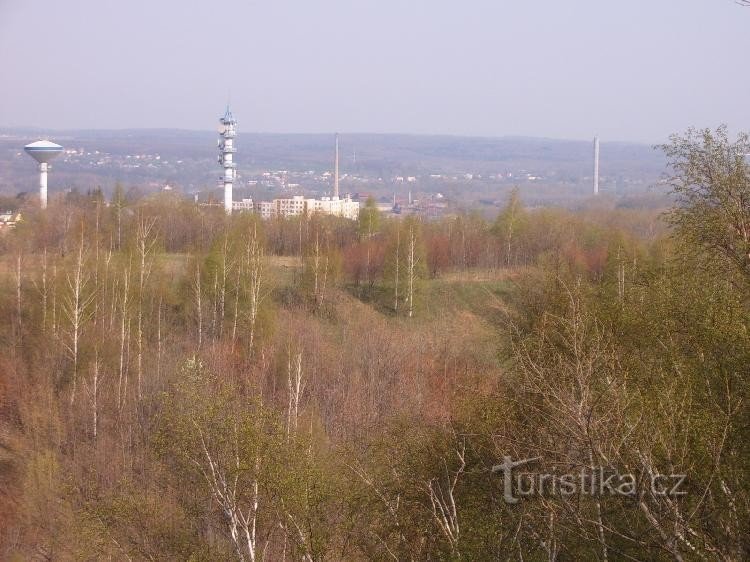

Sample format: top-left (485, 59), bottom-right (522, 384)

top-left (24, 140), bottom-right (63, 209)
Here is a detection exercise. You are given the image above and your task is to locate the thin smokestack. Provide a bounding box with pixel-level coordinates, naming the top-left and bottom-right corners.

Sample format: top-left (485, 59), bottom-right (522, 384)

top-left (334, 133), bottom-right (340, 199)
top-left (593, 136), bottom-right (600, 195)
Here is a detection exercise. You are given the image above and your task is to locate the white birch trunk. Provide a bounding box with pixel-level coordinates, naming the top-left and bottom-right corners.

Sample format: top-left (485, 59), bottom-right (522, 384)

top-left (246, 224), bottom-right (264, 355)
top-left (63, 235), bottom-right (94, 406)
top-left (287, 349), bottom-right (304, 439)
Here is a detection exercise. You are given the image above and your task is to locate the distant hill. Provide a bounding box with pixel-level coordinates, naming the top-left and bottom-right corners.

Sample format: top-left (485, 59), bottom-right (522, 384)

top-left (0, 128), bottom-right (666, 206)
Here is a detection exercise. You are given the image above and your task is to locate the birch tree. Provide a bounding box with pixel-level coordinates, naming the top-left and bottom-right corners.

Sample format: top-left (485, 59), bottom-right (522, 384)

top-left (383, 223), bottom-right (401, 313)
top-left (85, 350), bottom-right (101, 439)
top-left (358, 197), bottom-right (381, 289)
top-left (194, 260), bottom-right (203, 349)
top-left (134, 216), bottom-right (157, 401)
top-left (158, 363), bottom-right (269, 561)
top-left (117, 259), bottom-right (131, 409)
top-left (383, 219), bottom-right (425, 317)
top-left (112, 182), bottom-right (126, 250)
top-left (302, 222), bottom-right (339, 311)
top-left (492, 187), bottom-right (527, 267)
top-left (245, 222), bottom-right (264, 355)
top-left (286, 346), bottom-right (304, 440)
top-left (406, 223), bottom-right (418, 318)
top-left (33, 247), bottom-right (50, 332)
top-left (62, 229), bottom-right (96, 405)
top-left (424, 438), bottom-right (465, 555)
top-left (156, 361), bottom-right (331, 562)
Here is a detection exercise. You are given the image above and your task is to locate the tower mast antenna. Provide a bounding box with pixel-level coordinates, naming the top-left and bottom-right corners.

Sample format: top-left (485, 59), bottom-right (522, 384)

top-left (219, 106), bottom-right (237, 214)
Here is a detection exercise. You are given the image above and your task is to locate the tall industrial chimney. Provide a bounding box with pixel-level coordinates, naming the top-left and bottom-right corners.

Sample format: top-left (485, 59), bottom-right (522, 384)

top-left (218, 106), bottom-right (237, 214)
top-left (334, 133), bottom-right (340, 199)
top-left (24, 140), bottom-right (63, 209)
top-left (593, 136), bottom-right (600, 195)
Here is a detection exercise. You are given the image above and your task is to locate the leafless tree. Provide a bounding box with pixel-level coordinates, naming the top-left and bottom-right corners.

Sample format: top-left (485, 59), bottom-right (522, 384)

top-left (424, 438), bottom-right (466, 554)
top-left (84, 350), bottom-right (102, 440)
top-left (135, 216), bottom-right (157, 401)
top-left (195, 422), bottom-right (263, 562)
top-left (286, 347), bottom-right (304, 439)
top-left (62, 230), bottom-right (95, 405)
top-left (34, 247), bottom-right (49, 332)
top-left (406, 224), bottom-right (420, 319)
top-left (194, 260), bottom-right (203, 349)
top-left (245, 222), bottom-right (264, 355)
top-left (117, 260), bottom-right (132, 409)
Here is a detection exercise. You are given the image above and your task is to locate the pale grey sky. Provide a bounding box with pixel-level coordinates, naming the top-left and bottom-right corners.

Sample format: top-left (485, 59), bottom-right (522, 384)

top-left (0, 0), bottom-right (747, 142)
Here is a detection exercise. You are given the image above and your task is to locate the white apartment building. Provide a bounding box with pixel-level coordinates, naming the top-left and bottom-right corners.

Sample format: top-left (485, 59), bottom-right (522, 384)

top-left (232, 198), bottom-right (254, 211)
top-left (305, 195), bottom-right (360, 220)
top-left (256, 201), bottom-right (275, 219)
top-left (249, 195), bottom-right (359, 220)
top-left (274, 195), bottom-right (307, 217)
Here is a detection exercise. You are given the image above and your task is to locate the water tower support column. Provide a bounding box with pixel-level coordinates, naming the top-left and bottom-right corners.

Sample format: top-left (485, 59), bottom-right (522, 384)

top-left (39, 163), bottom-right (48, 209)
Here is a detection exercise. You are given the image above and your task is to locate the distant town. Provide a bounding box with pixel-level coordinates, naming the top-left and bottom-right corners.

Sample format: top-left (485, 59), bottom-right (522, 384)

top-left (0, 121), bottom-right (668, 224)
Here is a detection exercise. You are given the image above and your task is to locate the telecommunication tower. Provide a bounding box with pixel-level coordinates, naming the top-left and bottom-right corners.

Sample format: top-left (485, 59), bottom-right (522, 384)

top-left (218, 106), bottom-right (237, 214)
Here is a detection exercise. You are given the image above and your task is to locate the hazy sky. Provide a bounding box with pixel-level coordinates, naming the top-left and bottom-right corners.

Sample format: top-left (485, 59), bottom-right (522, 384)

top-left (0, 0), bottom-right (747, 142)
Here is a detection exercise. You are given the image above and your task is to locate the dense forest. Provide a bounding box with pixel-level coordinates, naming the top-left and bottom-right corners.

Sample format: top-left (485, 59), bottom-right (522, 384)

top-left (0, 127), bottom-right (748, 560)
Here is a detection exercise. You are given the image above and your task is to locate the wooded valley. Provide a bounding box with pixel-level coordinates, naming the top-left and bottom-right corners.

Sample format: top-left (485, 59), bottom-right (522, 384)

top-left (0, 128), bottom-right (748, 560)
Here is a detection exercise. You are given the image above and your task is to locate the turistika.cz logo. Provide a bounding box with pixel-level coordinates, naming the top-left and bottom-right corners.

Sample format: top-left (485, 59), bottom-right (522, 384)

top-left (492, 456), bottom-right (687, 504)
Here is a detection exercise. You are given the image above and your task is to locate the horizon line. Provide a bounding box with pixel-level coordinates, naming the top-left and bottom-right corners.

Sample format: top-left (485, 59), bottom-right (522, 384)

top-left (0, 126), bottom-right (660, 146)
